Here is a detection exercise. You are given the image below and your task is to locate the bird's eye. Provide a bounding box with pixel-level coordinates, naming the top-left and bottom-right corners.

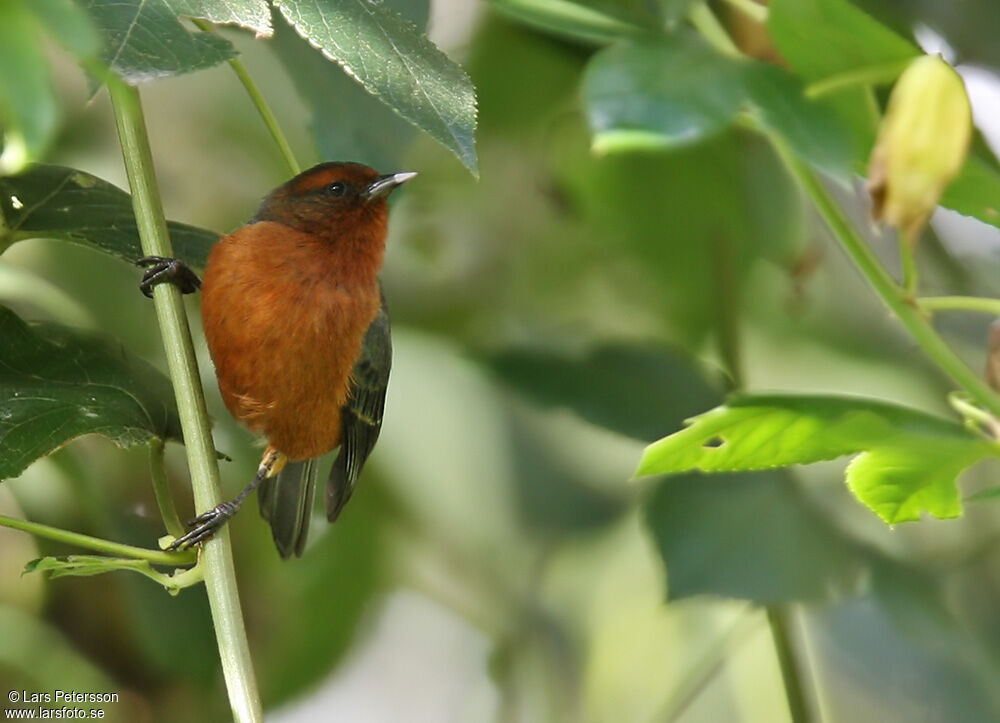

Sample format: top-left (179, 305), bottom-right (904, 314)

top-left (328, 182), bottom-right (346, 197)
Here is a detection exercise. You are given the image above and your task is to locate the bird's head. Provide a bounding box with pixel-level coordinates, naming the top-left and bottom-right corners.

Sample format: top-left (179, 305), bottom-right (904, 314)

top-left (251, 162), bottom-right (416, 239)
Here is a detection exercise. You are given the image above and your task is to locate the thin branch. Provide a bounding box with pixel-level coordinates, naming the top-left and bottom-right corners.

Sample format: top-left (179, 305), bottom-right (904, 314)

top-left (920, 296), bottom-right (1000, 317)
top-left (191, 18), bottom-right (301, 176)
top-left (149, 438), bottom-right (185, 538)
top-left (0, 514), bottom-right (193, 566)
top-left (108, 77), bottom-right (263, 723)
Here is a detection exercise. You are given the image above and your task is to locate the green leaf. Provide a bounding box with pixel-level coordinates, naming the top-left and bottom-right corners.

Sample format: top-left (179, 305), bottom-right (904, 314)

top-left (487, 0), bottom-right (647, 44)
top-left (0, 164), bottom-right (219, 267)
top-left (166, 0), bottom-right (272, 36)
top-left (489, 342), bottom-right (721, 442)
top-left (939, 154), bottom-right (1000, 231)
top-left (26, 0), bottom-right (102, 59)
top-left (0, 305), bottom-right (183, 480)
top-left (743, 63), bottom-right (855, 183)
top-left (767, 0), bottom-right (918, 82)
top-left (275, 0), bottom-right (478, 176)
top-left (81, 0), bottom-right (238, 82)
top-left (583, 35), bottom-right (747, 151)
top-left (644, 470), bottom-right (867, 602)
top-left (0, 2), bottom-right (57, 169)
top-left (24, 555), bottom-right (185, 591)
top-left (636, 394), bottom-right (999, 523)
top-left (270, 12), bottom-right (419, 173)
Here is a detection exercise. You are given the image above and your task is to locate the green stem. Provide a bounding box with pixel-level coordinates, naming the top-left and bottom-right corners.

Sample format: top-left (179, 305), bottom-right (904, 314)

top-left (658, 606), bottom-right (763, 722)
top-left (108, 78), bottom-right (263, 723)
top-left (805, 59), bottom-right (911, 99)
top-left (149, 438), bottom-right (185, 539)
top-left (768, 131), bottom-right (1000, 419)
top-left (719, 0), bottom-right (767, 23)
top-left (0, 514), bottom-right (193, 566)
top-left (899, 233), bottom-right (919, 297)
top-left (920, 296), bottom-right (1000, 317)
top-left (688, 2), bottom-right (741, 57)
top-left (191, 18), bottom-right (301, 176)
top-left (767, 607), bottom-right (813, 723)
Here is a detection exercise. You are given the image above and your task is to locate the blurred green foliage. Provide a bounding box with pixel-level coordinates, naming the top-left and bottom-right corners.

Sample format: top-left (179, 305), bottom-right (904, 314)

top-left (3, 1), bottom-right (1000, 722)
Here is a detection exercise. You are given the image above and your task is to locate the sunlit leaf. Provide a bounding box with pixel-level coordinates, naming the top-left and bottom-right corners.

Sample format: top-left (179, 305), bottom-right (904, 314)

top-left (0, 164), bottom-right (219, 267)
top-left (275, 0), bottom-right (478, 175)
top-left (0, 305), bottom-right (183, 480)
top-left (0, 2), bottom-right (57, 170)
top-left (637, 394), bottom-right (999, 523)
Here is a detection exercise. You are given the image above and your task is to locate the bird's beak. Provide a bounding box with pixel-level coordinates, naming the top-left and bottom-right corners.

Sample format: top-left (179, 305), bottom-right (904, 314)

top-left (363, 172), bottom-right (418, 201)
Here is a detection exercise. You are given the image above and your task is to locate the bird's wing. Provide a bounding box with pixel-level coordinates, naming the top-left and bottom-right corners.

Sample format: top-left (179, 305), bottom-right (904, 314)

top-left (258, 458), bottom-right (318, 558)
top-left (326, 298), bottom-right (392, 522)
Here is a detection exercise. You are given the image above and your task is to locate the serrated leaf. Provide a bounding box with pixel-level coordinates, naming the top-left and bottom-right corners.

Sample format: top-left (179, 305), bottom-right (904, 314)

top-left (0, 164), bottom-right (219, 267)
top-left (81, 0), bottom-right (238, 82)
top-left (636, 394), bottom-right (1000, 523)
top-left (270, 11), bottom-right (419, 172)
top-left (767, 0), bottom-right (917, 82)
top-left (0, 305), bottom-right (183, 480)
top-left (0, 2), bottom-right (57, 169)
top-left (275, 0), bottom-right (478, 175)
top-left (168, 0), bottom-right (272, 36)
top-left (644, 470), bottom-right (867, 602)
top-left (583, 34), bottom-right (747, 152)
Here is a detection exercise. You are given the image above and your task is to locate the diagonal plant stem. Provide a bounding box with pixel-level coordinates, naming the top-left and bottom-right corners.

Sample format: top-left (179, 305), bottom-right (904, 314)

top-left (767, 131), bottom-right (1000, 419)
top-left (108, 76), bottom-right (263, 723)
top-left (0, 514), bottom-right (194, 566)
top-left (191, 18), bottom-right (301, 176)
top-left (149, 437), bottom-right (185, 538)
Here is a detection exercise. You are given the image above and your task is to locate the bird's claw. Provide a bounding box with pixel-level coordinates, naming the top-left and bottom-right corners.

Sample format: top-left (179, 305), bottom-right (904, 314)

top-left (136, 256), bottom-right (201, 299)
top-left (168, 501), bottom-right (239, 550)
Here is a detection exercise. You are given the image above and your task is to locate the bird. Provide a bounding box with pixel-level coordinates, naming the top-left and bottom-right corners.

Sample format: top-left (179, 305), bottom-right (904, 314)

top-left (137, 161), bottom-right (414, 557)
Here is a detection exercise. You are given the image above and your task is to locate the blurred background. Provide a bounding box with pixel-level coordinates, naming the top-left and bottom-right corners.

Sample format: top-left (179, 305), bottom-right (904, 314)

top-left (4, 1), bottom-right (1000, 721)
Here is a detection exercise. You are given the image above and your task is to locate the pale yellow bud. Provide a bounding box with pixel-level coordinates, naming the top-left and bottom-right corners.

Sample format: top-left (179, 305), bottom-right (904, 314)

top-left (868, 55), bottom-right (972, 242)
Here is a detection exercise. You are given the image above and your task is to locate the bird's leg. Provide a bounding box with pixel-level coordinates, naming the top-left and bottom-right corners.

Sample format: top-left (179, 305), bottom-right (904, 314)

top-left (136, 256), bottom-right (201, 298)
top-left (168, 448), bottom-right (287, 550)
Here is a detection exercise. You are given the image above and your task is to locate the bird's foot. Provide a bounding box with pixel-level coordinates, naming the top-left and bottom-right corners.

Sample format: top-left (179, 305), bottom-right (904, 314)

top-left (168, 500), bottom-right (240, 550)
top-left (136, 256), bottom-right (201, 299)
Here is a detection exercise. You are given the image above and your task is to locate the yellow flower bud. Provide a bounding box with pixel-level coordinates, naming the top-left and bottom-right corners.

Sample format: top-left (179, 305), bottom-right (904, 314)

top-left (868, 55), bottom-right (972, 242)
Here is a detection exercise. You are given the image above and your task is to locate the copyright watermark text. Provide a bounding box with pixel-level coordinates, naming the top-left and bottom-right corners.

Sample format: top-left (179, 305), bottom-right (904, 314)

top-left (5, 690), bottom-right (117, 719)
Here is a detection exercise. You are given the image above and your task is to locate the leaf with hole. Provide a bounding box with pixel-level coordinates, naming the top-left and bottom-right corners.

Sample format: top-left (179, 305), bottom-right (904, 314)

top-left (0, 305), bottom-right (183, 480)
top-left (275, 0), bottom-right (478, 175)
top-left (636, 394), bottom-right (1000, 523)
top-left (0, 164), bottom-right (219, 267)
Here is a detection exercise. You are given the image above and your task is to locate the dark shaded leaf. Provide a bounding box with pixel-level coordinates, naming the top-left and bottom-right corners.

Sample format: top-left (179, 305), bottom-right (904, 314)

top-left (0, 305), bottom-right (183, 480)
top-left (275, 0), bottom-right (478, 175)
top-left (490, 342), bottom-right (721, 442)
top-left (583, 34), bottom-right (747, 151)
top-left (743, 63), bottom-right (855, 182)
top-left (269, 12), bottom-right (419, 173)
top-left (508, 411), bottom-right (629, 535)
top-left (81, 0), bottom-right (238, 82)
top-left (637, 394), bottom-right (999, 523)
top-left (644, 470), bottom-right (867, 602)
top-left (0, 164), bottom-right (219, 267)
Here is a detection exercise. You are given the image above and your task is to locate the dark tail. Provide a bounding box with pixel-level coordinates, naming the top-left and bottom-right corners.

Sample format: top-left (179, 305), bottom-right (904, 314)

top-left (258, 459), bottom-right (318, 558)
